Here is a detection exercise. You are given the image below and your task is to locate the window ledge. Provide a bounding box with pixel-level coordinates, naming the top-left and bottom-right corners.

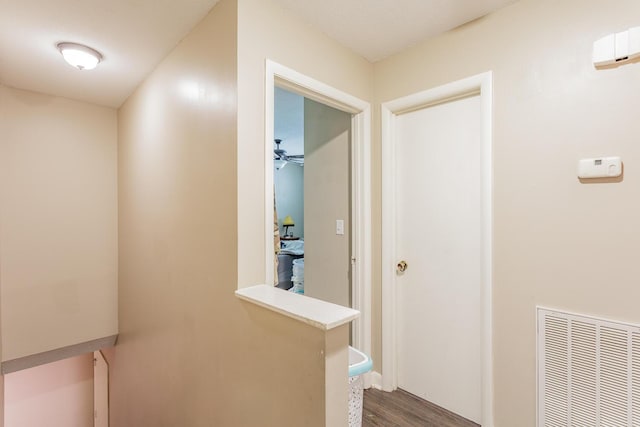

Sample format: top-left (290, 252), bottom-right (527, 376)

top-left (235, 284), bottom-right (359, 330)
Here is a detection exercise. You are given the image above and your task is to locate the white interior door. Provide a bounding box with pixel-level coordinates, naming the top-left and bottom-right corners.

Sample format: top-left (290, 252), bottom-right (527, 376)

top-left (395, 95), bottom-right (483, 423)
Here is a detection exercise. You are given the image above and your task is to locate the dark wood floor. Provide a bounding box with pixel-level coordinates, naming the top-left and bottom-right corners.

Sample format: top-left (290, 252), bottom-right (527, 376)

top-left (362, 388), bottom-right (480, 427)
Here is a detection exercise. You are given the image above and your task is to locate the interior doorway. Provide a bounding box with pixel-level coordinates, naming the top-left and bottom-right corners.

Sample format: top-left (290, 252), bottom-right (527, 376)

top-left (381, 72), bottom-right (493, 424)
top-left (264, 60), bottom-right (372, 372)
top-left (396, 94), bottom-right (482, 423)
top-left (273, 88), bottom-right (353, 308)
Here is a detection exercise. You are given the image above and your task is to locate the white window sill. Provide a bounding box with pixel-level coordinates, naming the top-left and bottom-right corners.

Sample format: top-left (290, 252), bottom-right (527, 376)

top-left (235, 284), bottom-right (359, 330)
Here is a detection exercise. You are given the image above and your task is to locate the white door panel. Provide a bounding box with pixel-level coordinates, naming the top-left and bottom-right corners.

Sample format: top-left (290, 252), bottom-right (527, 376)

top-left (395, 95), bottom-right (482, 423)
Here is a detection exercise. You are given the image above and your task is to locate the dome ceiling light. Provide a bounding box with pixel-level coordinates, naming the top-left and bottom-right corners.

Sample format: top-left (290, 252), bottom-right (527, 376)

top-left (56, 42), bottom-right (103, 70)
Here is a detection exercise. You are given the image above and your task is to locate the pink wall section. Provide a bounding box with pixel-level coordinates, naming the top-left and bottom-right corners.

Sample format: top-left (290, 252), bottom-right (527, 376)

top-left (4, 354), bottom-right (93, 427)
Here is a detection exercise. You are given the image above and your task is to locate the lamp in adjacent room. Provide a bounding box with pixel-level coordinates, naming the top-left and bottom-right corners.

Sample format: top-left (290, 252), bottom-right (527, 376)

top-left (282, 215), bottom-right (295, 237)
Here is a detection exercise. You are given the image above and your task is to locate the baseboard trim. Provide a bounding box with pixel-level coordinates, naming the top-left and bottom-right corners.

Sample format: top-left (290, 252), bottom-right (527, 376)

top-left (370, 371), bottom-right (383, 390)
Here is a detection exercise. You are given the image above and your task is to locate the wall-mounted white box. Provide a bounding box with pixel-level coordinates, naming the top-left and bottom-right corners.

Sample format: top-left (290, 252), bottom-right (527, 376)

top-left (593, 26), bottom-right (640, 67)
top-left (577, 156), bottom-right (622, 179)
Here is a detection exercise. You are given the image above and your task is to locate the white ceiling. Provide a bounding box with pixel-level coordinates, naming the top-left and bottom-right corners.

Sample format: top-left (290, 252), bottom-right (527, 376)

top-left (274, 0), bottom-right (518, 62)
top-left (0, 0), bottom-right (221, 108)
top-left (0, 0), bottom-right (517, 108)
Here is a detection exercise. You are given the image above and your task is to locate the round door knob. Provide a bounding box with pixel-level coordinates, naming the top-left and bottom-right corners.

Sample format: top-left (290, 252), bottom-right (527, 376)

top-left (396, 260), bottom-right (408, 273)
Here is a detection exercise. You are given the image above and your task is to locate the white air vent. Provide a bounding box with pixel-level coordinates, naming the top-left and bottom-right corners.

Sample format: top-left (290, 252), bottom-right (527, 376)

top-left (538, 308), bottom-right (640, 426)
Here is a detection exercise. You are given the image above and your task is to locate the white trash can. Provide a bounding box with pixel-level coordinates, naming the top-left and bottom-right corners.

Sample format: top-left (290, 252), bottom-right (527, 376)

top-left (348, 346), bottom-right (373, 427)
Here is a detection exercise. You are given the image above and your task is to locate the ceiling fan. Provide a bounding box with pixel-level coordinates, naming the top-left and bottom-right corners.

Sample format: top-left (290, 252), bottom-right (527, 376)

top-left (274, 139), bottom-right (304, 168)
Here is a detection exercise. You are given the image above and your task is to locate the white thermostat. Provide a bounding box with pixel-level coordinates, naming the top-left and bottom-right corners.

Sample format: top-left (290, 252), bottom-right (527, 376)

top-left (577, 156), bottom-right (622, 179)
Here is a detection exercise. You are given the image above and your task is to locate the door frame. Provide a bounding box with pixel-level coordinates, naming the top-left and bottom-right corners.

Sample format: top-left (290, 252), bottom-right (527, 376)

top-left (264, 60), bottom-right (372, 370)
top-left (381, 71), bottom-right (493, 425)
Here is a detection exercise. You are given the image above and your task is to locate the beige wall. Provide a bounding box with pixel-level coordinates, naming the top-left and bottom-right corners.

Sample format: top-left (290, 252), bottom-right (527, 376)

top-left (373, 0), bottom-right (640, 424)
top-left (324, 327), bottom-right (349, 426)
top-left (304, 99), bottom-right (352, 307)
top-left (4, 354), bottom-right (93, 427)
top-left (0, 85), bottom-right (118, 361)
top-left (237, 0), bottom-right (373, 288)
top-left (111, 0), bottom-right (347, 425)
top-left (235, 2), bottom-right (370, 419)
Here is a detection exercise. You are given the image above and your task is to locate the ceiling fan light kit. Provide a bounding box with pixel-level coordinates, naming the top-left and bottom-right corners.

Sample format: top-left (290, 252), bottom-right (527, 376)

top-left (274, 138), bottom-right (304, 167)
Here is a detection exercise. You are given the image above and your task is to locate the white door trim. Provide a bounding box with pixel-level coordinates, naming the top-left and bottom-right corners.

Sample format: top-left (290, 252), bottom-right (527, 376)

top-left (381, 71), bottom-right (493, 425)
top-left (264, 60), bottom-right (372, 370)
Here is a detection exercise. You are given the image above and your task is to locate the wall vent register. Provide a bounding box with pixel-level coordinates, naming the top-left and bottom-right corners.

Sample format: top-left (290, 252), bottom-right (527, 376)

top-left (538, 308), bottom-right (640, 426)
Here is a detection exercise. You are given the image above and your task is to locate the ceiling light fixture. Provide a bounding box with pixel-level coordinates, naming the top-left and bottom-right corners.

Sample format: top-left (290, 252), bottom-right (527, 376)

top-left (56, 42), bottom-right (103, 70)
